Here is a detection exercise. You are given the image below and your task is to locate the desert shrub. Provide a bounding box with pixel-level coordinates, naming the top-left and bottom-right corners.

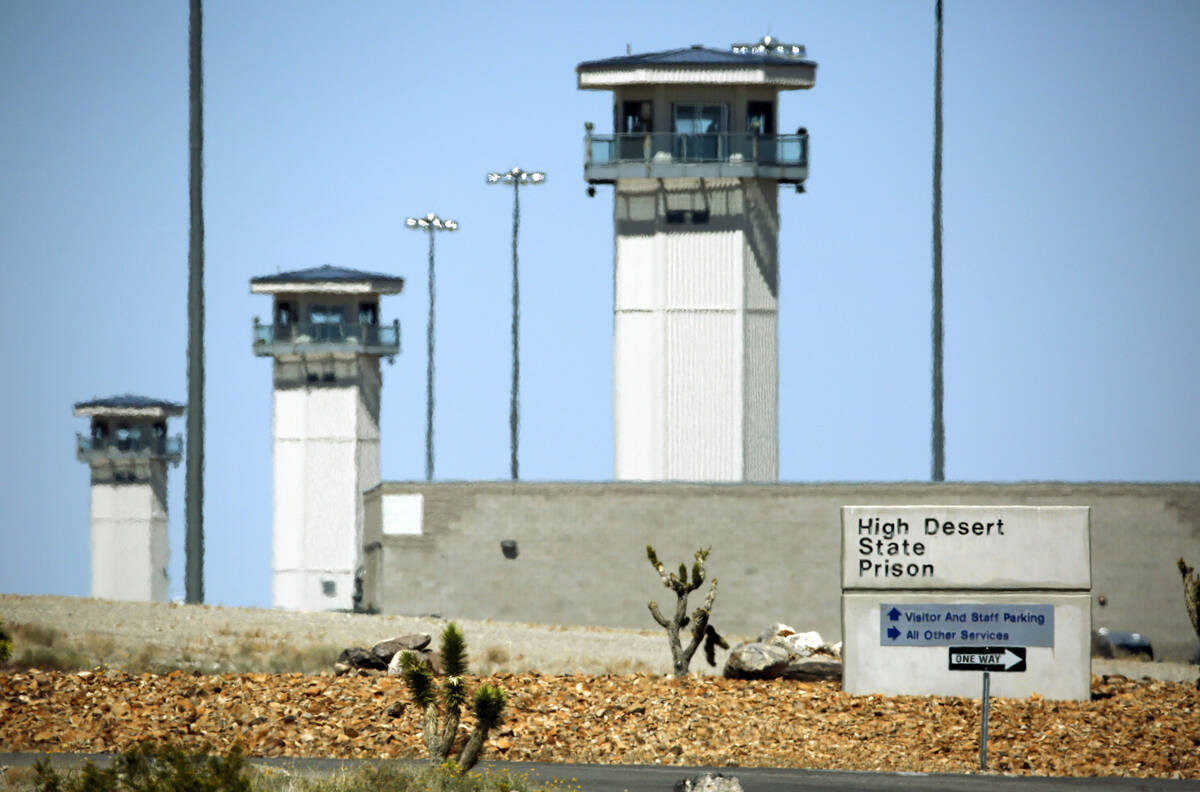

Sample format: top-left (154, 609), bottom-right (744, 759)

top-left (0, 618), bottom-right (11, 664)
top-left (252, 762), bottom-right (562, 792)
top-left (8, 646), bottom-right (88, 673)
top-left (32, 742), bottom-right (250, 792)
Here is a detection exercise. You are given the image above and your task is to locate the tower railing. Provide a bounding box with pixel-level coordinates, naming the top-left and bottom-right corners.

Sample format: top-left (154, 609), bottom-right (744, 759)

top-left (77, 433), bottom-right (183, 463)
top-left (252, 319), bottom-right (401, 356)
top-left (590, 132), bottom-right (807, 164)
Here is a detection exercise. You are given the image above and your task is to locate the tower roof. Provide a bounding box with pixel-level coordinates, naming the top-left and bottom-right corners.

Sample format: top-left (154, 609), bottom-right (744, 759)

top-left (577, 39), bottom-right (816, 90)
top-left (74, 394), bottom-right (185, 419)
top-left (250, 264), bottom-right (405, 295)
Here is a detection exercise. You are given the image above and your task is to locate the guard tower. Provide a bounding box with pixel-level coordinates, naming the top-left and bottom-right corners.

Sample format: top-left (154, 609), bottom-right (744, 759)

top-left (252, 264), bottom-right (403, 611)
top-left (578, 37), bottom-right (816, 481)
top-left (74, 394), bottom-right (183, 601)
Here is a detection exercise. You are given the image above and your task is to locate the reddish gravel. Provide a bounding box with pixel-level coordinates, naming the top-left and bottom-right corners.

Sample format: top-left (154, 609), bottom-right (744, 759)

top-left (1, 669), bottom-right (1197, 779)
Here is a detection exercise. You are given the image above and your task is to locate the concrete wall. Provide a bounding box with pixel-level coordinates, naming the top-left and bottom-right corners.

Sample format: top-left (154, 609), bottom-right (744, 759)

top-left (272, 354), bottom-right (381, 611)
top-left (89, 464), bottom-right (168, 602)
top-left (614, 176), bottom-right (779, 481)
top-left (362, 481), bottom-right (1200, 662)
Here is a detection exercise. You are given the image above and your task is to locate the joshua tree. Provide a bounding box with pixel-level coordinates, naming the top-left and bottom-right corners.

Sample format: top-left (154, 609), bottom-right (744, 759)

top-left (1179, 558), bottom-right (1200, 643)
top-left (646, 545), bottom-right (727, 676)
top-left (397, 623), bottom-right (507, 772)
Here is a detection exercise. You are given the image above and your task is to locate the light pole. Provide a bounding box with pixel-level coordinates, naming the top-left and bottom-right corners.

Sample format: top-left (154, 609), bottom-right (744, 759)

top-left (406, 212), bottom-right (458, 481)
top-left (486, 167), bottom-right (544, 481)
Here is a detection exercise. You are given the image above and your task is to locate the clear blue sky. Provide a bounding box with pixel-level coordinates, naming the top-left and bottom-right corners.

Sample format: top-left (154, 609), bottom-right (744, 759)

top-left (2, 1), bottom-right (1198, 608)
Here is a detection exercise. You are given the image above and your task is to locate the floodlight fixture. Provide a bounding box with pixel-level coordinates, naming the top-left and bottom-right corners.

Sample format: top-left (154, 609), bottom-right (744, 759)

top-left (731, 35), bottom-right (806, 59)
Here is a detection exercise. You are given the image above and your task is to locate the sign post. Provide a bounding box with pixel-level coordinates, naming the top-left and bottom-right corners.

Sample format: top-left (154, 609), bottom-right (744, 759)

top-left (946, 647), bottom-right (1026, 770)
top-left (981, 671), bottom-right (990, 770)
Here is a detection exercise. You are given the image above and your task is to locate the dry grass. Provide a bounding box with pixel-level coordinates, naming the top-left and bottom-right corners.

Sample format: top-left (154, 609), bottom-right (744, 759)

top-left (0, 619), bottom-right (343, 676)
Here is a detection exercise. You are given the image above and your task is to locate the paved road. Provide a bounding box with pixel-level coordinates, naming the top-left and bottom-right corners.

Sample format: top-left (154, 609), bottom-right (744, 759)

top-left (3, 754), bottom-right (1196, 791)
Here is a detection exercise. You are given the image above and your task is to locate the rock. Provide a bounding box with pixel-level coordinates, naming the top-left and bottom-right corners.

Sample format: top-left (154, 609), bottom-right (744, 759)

top-left (727, 625), bottom-right (845, 680)
top-left (370, 633), bottom-right (432, 665)
top-left (673, 772), bottom-right (744, 792)
top-left (334, 647), bottom-right (387, 675)
top-left (756, 623), bottom-right (795, 643)
top-left (723, 642), bottom-right (789, 679)
top-left (386, 645), bottom-right (439, 677)
top-left (772, 630), bottom-right (825, 658)
top-left (781, 657), bottom-right (842, 682)
top-left (335, 633), bottom-right (435, 675)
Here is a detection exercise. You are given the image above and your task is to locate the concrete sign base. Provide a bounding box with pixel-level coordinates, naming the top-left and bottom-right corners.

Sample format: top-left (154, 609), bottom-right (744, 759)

top-left (842, 592), bottom-right (1091, 700)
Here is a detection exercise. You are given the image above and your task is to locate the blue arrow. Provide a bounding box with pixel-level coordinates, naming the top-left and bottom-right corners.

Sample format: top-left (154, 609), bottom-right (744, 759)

top-left (887, 607), bottom-right (901, 621)
top-left (887, 626), bottom-right (900, 640)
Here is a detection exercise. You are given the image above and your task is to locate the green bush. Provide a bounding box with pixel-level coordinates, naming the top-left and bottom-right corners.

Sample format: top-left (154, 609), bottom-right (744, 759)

top-left (33, 742), bottom-right (250, 792)
top-left (0, 618), bottom-right (11, 665)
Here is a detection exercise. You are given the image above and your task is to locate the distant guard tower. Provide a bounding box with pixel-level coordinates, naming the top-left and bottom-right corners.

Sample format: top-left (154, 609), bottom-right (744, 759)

top-left (74, 395), bottom-right (183, 601)
top-left (578, 37), bottom-right (817, 481)
top-left (252, 264), bottom-right (404, 611)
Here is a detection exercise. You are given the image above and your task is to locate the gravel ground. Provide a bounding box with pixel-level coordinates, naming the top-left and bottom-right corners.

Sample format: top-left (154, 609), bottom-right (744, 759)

top-left (2, 595), bottom-right (1198, 780)
top-left (1, 669), bottom-right (1197, 779)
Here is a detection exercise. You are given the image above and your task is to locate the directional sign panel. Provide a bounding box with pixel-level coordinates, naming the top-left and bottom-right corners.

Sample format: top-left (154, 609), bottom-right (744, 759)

top-left (949, 646), bottom-right (1027, 672)
top-left (880, 603), bottom-right (1054, 646)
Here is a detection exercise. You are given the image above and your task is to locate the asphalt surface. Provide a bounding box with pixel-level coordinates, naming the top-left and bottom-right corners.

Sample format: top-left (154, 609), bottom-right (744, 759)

top-left (2, 754), bottom-right (1197, 792)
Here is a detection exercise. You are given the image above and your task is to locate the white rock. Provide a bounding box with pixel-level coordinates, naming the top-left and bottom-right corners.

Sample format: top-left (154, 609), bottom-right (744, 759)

top-left (776, 630), bottom-right (825, 657)
top-left (756, 623), bottom-right (796, 642)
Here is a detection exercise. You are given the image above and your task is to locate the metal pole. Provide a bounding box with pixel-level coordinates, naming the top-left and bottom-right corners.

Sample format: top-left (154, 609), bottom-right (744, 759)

top-left (509, 182), bottom-right (520, 481)
top-left (980, 671), bottom-right (990, 770)
top-left (185, 0), bottom-right (205, 604)
top-left (931, 0), bottom-right (946, 482)
top-left (425, 230), bottom-right (435, 481)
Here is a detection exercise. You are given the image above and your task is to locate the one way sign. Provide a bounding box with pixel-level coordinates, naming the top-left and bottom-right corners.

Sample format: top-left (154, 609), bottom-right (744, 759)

top-left (948, 646), bottom-right (1026, 672)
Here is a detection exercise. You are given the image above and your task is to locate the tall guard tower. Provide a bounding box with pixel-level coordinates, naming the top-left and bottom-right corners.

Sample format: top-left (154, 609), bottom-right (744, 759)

top-left (252, 265), bottom-right (403, 611)
top-left (75, 395), bottom-right (183, 601)
top-left (578, 37), bottom-right (816, 481)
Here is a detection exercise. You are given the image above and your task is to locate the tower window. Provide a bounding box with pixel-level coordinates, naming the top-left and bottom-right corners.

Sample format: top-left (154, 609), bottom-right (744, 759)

top-left (358, 302), bottom-right (378, 326)
top-left (620, 100), bottom-right (652, 133)
top-left (747, 100), bottom-right (775, 135)
top-left (275, 301), bottom-right (294, 326)
top-left (322, 580), bottom-right (337, 597)
top-left (665, 210), bottom-right (709, 225)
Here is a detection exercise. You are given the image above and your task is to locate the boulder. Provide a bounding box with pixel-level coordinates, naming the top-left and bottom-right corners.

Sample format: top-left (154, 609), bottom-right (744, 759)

top-left (386, 644), bottom-right (439, 678)
top-left (673, 773), bottom-right (744, 792)
top-left (725, 624), bottom-right (844, 680)
top-left (335, 633), bottom-right (435, 676)
top-left (781, 657), bottom-right (843, 682)
top-left (756, 623), bottom-right (796, 643)
top-left (723, 642), bottom-right (789, 679)
top-left (370, 633), bottom-right (432, 665)
top-left (334, 647), bottom-right (387, 675)
top-left (773, 630), bottom-right (825, 658)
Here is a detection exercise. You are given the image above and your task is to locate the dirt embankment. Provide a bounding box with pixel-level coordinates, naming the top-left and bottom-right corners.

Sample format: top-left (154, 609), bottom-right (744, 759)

top-left (1, 669), bottom-right (1197, 779)
top-left (1, 595), bottom-right (1198, 779)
